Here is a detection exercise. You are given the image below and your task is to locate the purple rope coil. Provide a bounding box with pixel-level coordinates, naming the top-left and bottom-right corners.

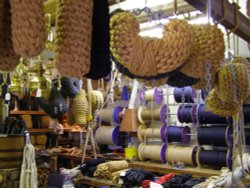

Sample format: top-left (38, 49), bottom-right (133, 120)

top-left (165, 126), bottom-right (191, 144)
top-left (174, 86), bottom-right (196, 103)
top-left (197, 126), bottom-right (233, 147)
top-left (177, 105), bottom-right (195, 124)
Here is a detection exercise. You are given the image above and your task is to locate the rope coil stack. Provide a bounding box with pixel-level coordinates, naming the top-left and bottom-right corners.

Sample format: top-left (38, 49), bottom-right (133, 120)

top-left (110, 11), bottom-right (194, 85)
top-left (0, 0), bottom-right (20, 71)
top-left (137, 105), bottom-right (167, 124)
top-left (68, 89), bottom-right (88, 127)
top-left (165, 145), bottom-right (197, 166)
top-left (94, 126), bottom-right (121, 145)
top-left (10, 0), bottom-right (46, 58)
top-left (55, 0), bottom-right (93, 78)
top-left (137, 124), bottom-right (166, 142)
top-left (138, 143), bottom-right (166, 163)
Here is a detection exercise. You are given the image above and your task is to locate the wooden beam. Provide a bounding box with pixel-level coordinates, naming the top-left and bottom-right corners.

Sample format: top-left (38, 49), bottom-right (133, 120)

top-left (185, 0), bottom-right (250, 42)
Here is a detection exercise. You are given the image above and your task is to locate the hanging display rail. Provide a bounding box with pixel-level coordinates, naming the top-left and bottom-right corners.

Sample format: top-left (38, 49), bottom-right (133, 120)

top-left (185, 0), bottom-right (250, 42)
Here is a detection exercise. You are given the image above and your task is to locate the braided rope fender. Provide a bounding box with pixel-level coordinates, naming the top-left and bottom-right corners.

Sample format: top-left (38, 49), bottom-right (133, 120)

top-left (10, 0), bottom-right (46, 58)
top-left (55, 0), bottom-right (93, 78)
top-left (110, 11), bottom-right (194, 79)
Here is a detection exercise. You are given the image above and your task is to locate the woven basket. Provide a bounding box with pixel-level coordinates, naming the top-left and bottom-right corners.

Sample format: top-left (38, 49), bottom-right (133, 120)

top-left (55, 0), bottom-right (93, 78)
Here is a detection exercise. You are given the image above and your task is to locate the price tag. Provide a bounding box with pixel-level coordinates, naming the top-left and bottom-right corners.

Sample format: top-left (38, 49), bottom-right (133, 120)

top-left (36, 89), bottom-right (42, 97)
top-left (5, 93), bottom-right (10, 101)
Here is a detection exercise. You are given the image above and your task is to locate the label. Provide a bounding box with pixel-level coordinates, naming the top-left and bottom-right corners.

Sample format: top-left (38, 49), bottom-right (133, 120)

top-left (125, 147), bottom-right (138, 159)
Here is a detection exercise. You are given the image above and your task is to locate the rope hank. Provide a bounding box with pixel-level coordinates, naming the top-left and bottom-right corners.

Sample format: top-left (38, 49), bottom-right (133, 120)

top-left (10, 0), bottom-right (46, 58)
top-left (68, 89), bottom-right (88, 127)
top-left (180, 24), bottom-right (225, 79)
top-left (110, 11), bottom-right (194, 80)
top-left (19, 144), bottom-right (38, 188)
top-left (0, 0), bottom-right (20, 71)
top-left (60, 76), bottom-right (81, 98)
top-left (55, 0), bottom-right (93, 78)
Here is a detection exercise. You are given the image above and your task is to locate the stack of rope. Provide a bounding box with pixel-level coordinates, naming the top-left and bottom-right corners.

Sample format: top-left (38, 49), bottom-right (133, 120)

top-left (55, 0), bottom-right (93, 78)
top-left (93, 160), bottom-right (129, 180)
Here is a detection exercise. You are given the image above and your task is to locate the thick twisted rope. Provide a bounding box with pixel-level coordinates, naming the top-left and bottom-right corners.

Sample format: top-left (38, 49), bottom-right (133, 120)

top-left (0, 0), bottom-right (20, 71)
top-left (10, 0), bottom-right (46, 58)
top-left (180, 24), bottom-right (225, 79)
top-left (110, 11), bottom-right (194, 81)
top-left (55, 0), bottom-right (93, 78)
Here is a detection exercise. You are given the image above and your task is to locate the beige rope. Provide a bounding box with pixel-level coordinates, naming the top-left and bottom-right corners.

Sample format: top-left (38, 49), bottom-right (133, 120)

top-left (10, 0), bottom-right (46, 58)
top-left (138, 143), bottom-right (163, 162)
top-left (180, 24), bottom-right (225, 79)
top-left (55, 0), bottom-right (93, 78)
top-left (0, 0), bottom-right (20, 71)
top-left (110, 12), bottom-right (194, 79)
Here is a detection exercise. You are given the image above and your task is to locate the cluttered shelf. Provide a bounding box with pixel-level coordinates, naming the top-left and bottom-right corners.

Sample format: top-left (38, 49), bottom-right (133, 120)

top-left (129, 161), bottom-right (250, 185)
top-left (10, 110), bottom-right (47, 115)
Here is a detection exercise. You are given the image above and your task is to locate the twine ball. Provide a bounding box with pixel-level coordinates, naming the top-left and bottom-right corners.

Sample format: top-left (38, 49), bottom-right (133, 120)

top-left (167, 70), bottom-right (200, 87)
top-left (37, 87), bottom-right (68, 119)
top-left (0, 0), bottom-right (20, 71)
top-left (60, 76), bottom-right (81, 98)
top-left (216, 63), bottom-right (250, 103)
top-left (10, 0), bottom-right (46, 58)
top-left (110, 11), bottom-right (194, 80)
top-left (70, 89), bottom-right (88, 127)
top-left (205, 89), bottom-right (239, 117)
top-left (55, 0), bottom-right (93, 78)
top-left (180, 24), bottom-right (225, 79)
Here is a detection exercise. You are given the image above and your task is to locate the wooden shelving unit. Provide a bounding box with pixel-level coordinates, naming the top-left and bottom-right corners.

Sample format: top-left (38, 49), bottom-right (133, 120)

top-left (73, 176), bottom-right (122, 187)
top-left (10, 110), bottom-right (46, 115)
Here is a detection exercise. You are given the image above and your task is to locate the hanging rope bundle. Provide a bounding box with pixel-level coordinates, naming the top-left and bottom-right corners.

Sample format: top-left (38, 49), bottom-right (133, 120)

top-left (166, 70), bottom-right (200, 87)
top-left (139, 87), bottom-right (163, 105)
top-left (90, 90), bottom-right (104, 112)
top-left (0, 0), bottom-right (20, 71)
top-left (165, 126), bottom-right (191, 144)
top-left (68, 89), bottom-right (88, 127)
top-left (216, 62), bottom-right (250, 103)
top-left (180, 24), bottom-right (225, 79)
top-left (165, 145), bottom-right (197, 166)
top-left (97, 106), bottom-right (123, 124)
top-left (19, 135), bottom-right (38, 188)
top-left (94, 160), bottom-right (129, 179)
top-left (94, 126), bottom-right (120, 145)
top-left (137, 124), bottom-right (166, 142)
top-left (55, 0), bottom-right (93, 78)
top-left (138, 105), bottom-right (167, 124)
top-left (138, 143), bottom-right (166, 163)
top-left (110, 11), bottom-right (194, 80)
top-left (10, 0), bottom-right (46, 58)
top-left (197, 126), bottom-right (233, 147)
top-left (205, 89), bottom-right (240, 117)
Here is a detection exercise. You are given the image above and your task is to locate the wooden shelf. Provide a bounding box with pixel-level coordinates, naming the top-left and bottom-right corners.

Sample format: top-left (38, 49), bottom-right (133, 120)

top-left (10, 110), bottom-right (46, 115)
top-left (28, 128), bottom-right (57, 133)
top-left (73, 176), bottom-right (122, 187)
top-left (129, 161), bottom-right (250, 185)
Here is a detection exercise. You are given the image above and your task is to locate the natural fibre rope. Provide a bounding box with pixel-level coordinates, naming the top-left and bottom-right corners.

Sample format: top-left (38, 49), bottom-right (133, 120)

top-left (10, 0), bottom-right (46, 58)
top-left (138, 143), bottom-right (163, 162)
top-left (180, 24), bottom-right (225, 79)
top-left (110, 11), bottom-right (194, 79)
top-left (69, 89), bottom-right (88, 127)
top-left (94, 126), bottom-right (118, 145)
top-left (55, 0), bottom-right (93, 78)
top-left (0, 0), bottom-right (20, 71)
top-left (216, 62), bottom-right (250, 103)
top-left (19, 144), bottom-right (38, 188)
